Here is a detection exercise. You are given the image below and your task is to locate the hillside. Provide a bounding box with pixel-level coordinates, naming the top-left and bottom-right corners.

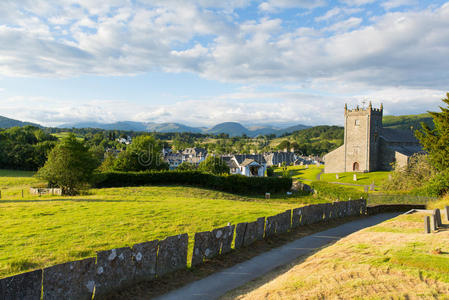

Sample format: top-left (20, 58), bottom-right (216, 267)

top-left (58, 120), bottom-right (310, 137)
top-left (0, 115), bottom-right (41, 129)
top-left (383, 113), bottom-right (434, 130)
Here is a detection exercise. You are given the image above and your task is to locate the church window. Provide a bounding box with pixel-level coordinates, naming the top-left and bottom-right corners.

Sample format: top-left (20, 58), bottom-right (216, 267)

top-left (355, 119), bottom-right (360, 126)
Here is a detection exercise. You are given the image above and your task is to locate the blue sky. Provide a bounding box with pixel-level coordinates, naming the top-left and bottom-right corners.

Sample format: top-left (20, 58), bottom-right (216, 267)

top-left (1, 0), bottom-right (448, 127)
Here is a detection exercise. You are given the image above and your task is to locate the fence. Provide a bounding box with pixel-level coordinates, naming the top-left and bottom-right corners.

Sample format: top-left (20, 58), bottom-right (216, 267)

top-left (0, 199), bottom-right (366, 300)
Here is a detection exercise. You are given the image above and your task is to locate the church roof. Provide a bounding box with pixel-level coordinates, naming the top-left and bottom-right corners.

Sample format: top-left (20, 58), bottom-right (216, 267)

top-left (387, 145), bottom-right (424, 157)
top-left (380, 128), bottom-right (419, 143)
top-left (233, 154), bottom-right (266, 165)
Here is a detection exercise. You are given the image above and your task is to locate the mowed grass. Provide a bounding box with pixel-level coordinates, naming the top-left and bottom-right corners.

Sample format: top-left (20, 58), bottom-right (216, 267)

top-left (0, 169), bottom-right (46, 199)
top-left (0, 171), bottom-right (327, 278)
top-left (321, 170), bottom-right (392, 186)
top-left (274, 165), bottom-right (324, 182)
top-left (223, 212), bottom-right (449, 299)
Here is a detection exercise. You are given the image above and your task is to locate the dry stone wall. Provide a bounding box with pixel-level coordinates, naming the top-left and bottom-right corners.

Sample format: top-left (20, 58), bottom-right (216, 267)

top-left (0, 199), bottom-right (366, 299)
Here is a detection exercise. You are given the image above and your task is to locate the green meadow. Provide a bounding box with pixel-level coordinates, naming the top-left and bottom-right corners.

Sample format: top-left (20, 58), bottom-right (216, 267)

top-left (0, 169), bottom-right (328, 278)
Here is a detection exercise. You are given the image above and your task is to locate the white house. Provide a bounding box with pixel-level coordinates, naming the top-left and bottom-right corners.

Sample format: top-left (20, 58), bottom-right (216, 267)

top-left (227, 154), bottom-right (267, 177)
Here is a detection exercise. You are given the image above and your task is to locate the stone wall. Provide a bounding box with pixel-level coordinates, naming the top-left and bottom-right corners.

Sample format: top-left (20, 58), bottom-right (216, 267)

top-left (29, 188), bottom-right (63, 196)
top-left (0, 199), bottom-right (367, 299)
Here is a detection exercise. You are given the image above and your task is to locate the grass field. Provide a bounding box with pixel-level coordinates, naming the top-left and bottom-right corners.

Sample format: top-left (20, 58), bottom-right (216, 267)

top-left (320, 170), bottom-right (391, 186)
top-left (224, 210), bottom-right (449, 299)
top-left (273, 165), bottom-right (324, 183)
top-left (51, 131), bottom-right (84, 140)
top-left (0, 170), bottom-right (328, 278)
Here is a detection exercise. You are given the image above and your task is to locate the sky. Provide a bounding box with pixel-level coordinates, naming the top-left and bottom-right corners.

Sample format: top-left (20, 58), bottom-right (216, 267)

top-left (0, 0), bottom-right (448, 127)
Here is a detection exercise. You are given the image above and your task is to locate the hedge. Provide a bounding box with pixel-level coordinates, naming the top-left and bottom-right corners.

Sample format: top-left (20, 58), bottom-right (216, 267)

top-left (310, 181), bottom-right (367, 201)
top-left (94, 171), bottom-right (292, 194)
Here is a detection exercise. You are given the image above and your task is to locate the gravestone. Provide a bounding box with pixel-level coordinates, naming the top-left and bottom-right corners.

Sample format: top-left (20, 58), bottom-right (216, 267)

top-left (336, 174), bottom-right (339, 180)
top-left (446, 206), bottom-right (449, 222)
top-left (95, 247), bottom-right (135, 296)
top-left (434, 209), bottom-right (442, 227)
top-left (255, 217), bottom-right (265, 240)
top-left (430, 215), bottom-right (437, 232)
top-left (265, 193), bottom-right (270, 199)
top-left (353, 174), bottom-right (357, 181)
top-left (132, 240), bottom-right (158, 282)
top-left (292, 207), bottom-right (303, 228)
top-left (156, 234), bottom-right (188, 277)
top-left (43, 257), bottom-right (96, 300)
top-left (424, 216), bottom-right (431, 234)
top-left (0, 269), bottom-right (42, 300)
top-left (265, 216), bottom-right (277, 237)
top-left (234, 223), bottom-right (247, 249)
top-left (219, 225), bottom-right (235, 254)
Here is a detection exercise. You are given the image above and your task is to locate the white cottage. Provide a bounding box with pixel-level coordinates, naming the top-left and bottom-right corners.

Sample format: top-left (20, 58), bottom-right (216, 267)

top-left (228, 154), bottom-right (267, 177)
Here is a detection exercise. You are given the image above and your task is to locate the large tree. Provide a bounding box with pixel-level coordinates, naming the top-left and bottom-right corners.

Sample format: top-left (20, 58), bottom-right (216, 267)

top-left (37, 133), bottom-right (98, 195)
top-left (415, 92), bottom-right (449, 171)
top-left (198, 156), bottom-right (230, 175)
top-left (106, 135), bottom-right (168, 172)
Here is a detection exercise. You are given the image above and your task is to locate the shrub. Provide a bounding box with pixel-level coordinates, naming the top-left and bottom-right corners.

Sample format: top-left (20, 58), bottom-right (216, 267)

top-left (310, 181), bottom-right (367, 201)
top-left (383, 154), bottom-right (435, 192)
top-left (94, 171), bottom-right (292, 194)
top-left (266, 166), bottom-right (275, 177)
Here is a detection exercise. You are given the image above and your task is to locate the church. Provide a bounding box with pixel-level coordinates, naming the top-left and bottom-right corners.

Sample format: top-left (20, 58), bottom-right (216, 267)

top-left (324, 103), bottom-right (423, 173)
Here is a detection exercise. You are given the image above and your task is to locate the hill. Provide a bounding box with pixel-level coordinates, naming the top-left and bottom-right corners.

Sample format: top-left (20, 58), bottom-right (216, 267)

top-left (206, 122), bottom-right (250, 137)
top-left (58, 120), bottom-right (309, 137)
top-left (145, 122), bottom-right (203, 133)
top-left (383, 113), bottom-right (434, 130)
top-left (0, 115), bottom-right (41, 129)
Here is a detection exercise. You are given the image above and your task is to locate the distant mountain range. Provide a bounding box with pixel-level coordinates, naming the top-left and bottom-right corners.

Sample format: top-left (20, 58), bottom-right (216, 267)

top-left (0, 115), bottom-right (41, 129)
top-left (0, 112), bottom-right (434, 137)
top-left (58, 121), bottom-right (310, 137)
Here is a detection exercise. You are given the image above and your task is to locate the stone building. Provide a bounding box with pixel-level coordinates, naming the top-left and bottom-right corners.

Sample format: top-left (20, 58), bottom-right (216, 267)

top-left (324, 103), bottom-right (423, 173)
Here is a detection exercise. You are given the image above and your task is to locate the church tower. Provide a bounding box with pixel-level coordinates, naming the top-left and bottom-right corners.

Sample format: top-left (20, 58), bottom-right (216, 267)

top-left (343, 102), bottom-right (383, 172)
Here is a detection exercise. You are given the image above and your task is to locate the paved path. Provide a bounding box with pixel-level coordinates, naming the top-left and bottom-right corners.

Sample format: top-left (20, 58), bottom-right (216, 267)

top-left (155, 213), bottom-right (399, 300)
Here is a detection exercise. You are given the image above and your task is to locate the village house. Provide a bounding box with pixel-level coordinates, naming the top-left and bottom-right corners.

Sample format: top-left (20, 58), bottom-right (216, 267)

top-left (264, 151), bottom-right (297, 167)
top-left (181, 147), bottom-right (207, 165)
top-left (324, 103), bottom-right (423, 173)
top-left (226, 154), bottom-right (267, 177)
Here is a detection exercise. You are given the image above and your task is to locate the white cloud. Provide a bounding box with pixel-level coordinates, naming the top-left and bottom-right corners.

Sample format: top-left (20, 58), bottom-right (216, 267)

top-left (259, 0), bottom-right (327, 12)
top-left (326, 17), bottom-right (362, 32)
top-left (1, 86), bottom-right (445, 127)
top-left (382, 0), bottom-right (417, 10)
top-left (315, 7), bottom-right (342, 21)
top-left (340, 0), bottom-right (376, 6)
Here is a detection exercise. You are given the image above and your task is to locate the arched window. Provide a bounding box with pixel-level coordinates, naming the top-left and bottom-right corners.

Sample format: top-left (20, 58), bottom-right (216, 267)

top-left (353, 162), bottom-right (359, 171)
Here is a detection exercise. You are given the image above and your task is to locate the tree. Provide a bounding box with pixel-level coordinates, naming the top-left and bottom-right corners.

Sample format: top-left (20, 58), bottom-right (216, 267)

top-left (198, 156), bottom-right (230, 175)
top-left (415, 92), bottom-right (449, 171)
top-left (177, 161), bottom-right (197, 171)
top-left (37, 133), bottom-right (98, 195)
top-left (111, 135), bottom-right (168, 171)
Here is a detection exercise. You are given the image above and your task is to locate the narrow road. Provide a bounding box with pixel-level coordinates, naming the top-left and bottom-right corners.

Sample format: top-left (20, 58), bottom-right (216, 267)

top-left (154, 213), bottom-right (399, 300)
